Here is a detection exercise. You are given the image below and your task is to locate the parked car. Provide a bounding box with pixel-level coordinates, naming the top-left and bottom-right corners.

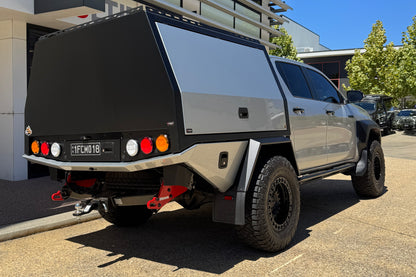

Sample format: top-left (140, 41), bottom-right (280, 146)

top-left (393, 109), bottom-right (416, 131)
top-left (23, 7), bottom-right (385, 252)
top-left (353, 94), bottom-right (393, 135)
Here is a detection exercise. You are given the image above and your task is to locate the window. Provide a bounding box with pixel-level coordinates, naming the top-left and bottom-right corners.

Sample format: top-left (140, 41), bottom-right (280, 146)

top-left (304, 69), bottom-right (341, 103)
top-left (165, 0), bottom-right (181, 6)
top-left (309, 61), bottom-right (340, 89)
top-left (235, 3), bottom-right (261, 37)
top-left (201, 3), bottom-right (234, 28)
top-left (200, 0), bottom-right (261, 38)
top-left (276, 62), bottom-right (313, 99)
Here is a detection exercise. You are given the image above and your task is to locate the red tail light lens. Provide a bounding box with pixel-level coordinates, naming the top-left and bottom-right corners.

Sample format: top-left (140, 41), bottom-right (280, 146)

top-left (140, 137), bottom-right (153, 154)
top-left (41, 142), bottom-right (50, 156)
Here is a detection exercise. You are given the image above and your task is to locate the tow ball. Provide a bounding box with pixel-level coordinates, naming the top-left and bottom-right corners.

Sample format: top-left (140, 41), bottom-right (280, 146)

top-left (73, 198), bottom-right (108, 216)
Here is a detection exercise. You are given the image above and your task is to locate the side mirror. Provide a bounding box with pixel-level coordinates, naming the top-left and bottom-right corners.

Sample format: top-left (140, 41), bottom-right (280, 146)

top-left (347, 90), bottom-right (364, 103)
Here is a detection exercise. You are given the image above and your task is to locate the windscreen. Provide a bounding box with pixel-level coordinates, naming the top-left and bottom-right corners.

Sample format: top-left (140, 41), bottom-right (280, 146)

top-left (398, 110), bottom-right (416, 116)
top-left (355, 102), bottom-right (376, 114)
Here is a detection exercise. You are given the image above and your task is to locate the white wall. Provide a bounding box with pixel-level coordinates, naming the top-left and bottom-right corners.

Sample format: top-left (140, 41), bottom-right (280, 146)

top-left (282, 16), bottom-right (329, 52)
top-left (0, 19), bottom-right (27, 180)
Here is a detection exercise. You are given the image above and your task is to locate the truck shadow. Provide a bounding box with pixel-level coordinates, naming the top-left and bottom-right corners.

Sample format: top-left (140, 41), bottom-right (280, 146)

top-left (67, 178), bottom-right (360, 273)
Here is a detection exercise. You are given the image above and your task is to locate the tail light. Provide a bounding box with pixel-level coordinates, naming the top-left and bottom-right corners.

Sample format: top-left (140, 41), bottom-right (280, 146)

top-left (140, 137), bottom-right (153, 154)
top-left (41, 142), bottom-right (50, 156)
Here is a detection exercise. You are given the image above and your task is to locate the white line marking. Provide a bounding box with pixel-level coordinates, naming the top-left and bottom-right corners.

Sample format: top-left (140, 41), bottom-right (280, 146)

top-left (333, 228), bottom-right (343, 235)
top-left (270, 253), bottom-right (304, 274)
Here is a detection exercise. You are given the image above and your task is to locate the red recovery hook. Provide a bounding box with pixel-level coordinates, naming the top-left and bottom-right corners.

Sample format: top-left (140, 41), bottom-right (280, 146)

top-left (147, 181), bottom-right (188, 210)
top-left (51, 174), bottom-right (96, 201)
top-left (51, 191), bottom-right (64, 201)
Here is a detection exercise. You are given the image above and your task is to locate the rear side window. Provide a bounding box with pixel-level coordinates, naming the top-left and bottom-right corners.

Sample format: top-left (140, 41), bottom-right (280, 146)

top-left (275, 62), bottom-right (313, 99)
top-left (304, 68), bottom-right (341, 103)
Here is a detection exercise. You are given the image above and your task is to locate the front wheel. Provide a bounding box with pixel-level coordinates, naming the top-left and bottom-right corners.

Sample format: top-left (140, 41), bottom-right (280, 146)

top-left (98, 200), bottom-right (153, 227)
top-left (352, 140), bottom-right (385, 197)
top-left (236, 156), bottom-right (300, 252)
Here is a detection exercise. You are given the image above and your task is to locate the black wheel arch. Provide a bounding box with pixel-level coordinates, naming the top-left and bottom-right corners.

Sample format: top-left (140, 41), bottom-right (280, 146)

top-left (356, 119), bottom-right (381, 154)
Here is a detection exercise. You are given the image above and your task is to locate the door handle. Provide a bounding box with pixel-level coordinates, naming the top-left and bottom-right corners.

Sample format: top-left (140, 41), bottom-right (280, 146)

top-left (293, 107), bottom-right (305, 115)
top-left (326, 110), bottom-right (335, 116)
top-left (238, 107), bottom-right (249, 119)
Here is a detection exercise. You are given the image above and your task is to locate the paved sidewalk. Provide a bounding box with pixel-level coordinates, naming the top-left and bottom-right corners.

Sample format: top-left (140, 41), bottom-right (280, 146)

top-left (0, 211), bottom-right (100, 242)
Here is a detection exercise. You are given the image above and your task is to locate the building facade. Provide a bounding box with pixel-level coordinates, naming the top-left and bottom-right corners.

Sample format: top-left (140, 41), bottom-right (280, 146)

top-left (0, 0), bottom-right (291, 180)
top-left (282, 16), bottom-right (329, 53)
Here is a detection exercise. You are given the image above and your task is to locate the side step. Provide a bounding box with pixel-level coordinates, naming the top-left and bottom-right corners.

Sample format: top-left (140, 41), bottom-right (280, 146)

top-left (299, 163), bottom-right (355, 184)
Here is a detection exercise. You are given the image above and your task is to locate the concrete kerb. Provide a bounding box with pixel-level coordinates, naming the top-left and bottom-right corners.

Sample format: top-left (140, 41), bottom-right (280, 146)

top-left (0, 211), bottom-right (101, 242)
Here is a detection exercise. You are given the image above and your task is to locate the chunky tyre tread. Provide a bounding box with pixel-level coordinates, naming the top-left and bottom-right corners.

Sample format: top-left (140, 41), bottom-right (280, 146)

top-left (352, 140), bottom-right (385, 198)
top-left (98, 201), bottom-right (152, 227)
top-left (236, 156), bottom-right (300, 252)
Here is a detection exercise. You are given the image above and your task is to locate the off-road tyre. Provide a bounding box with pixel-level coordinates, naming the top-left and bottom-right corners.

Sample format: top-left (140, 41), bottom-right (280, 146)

top-left (352, 140), bottom-right (385, 198)
top-left (98, 200), bottom-right (153, 227)
top-left (236, 156), bottom-right (300, 252)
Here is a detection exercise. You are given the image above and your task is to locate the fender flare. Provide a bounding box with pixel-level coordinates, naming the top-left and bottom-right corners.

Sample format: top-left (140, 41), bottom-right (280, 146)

top-left (213, 137), bottom-right (296, 225)
top-left (354, 120), bottom-right (381, 176)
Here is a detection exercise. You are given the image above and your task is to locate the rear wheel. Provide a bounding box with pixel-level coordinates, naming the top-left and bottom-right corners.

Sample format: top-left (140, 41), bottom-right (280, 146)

top-left (98, 200), bottom-right (153, 227)
top-left (236, 156), bottom-right (300, 252)
top-left (352, 140), bottom-right (385, 197)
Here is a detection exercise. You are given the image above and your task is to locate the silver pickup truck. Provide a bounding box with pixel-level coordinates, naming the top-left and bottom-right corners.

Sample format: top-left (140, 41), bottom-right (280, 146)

top-left (24, 7), bottom-right (385, 252)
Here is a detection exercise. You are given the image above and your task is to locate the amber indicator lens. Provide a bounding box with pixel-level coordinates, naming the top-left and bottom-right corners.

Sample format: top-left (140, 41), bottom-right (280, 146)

top-left (156, 135), bottom-right (169, 152)
top-left (31, 141), bottom-right (40, 154)
top-left (41, 142), bottom-right (50, 156)
top-left (140, 137), bottom-right (153, 155)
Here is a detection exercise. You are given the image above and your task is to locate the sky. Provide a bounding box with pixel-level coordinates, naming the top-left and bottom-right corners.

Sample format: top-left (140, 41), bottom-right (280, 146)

top-left (283, 0), bottom-right (416, 50)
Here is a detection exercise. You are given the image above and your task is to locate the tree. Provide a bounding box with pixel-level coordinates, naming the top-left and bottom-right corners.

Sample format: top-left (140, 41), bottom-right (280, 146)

top-left (345, 20), bottom-right (398, 96)
top-left (269, 26), bottom-right (302, 62)
top-left (397, 16), bottom-right (416, 100)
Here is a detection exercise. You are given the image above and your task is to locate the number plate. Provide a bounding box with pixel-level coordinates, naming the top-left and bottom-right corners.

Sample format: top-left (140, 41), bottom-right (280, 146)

top-left (71, 142), bottom-right (101, 156)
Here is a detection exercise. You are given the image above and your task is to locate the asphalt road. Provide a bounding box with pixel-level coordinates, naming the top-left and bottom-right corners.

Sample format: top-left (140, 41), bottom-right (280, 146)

top-left (0, 131), bottom-right (415, 276)
top-left (0, 177), bottom-right (76, 227)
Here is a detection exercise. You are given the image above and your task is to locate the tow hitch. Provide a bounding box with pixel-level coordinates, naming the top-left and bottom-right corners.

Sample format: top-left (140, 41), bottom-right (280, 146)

top-left (73, 198), bottom-right (108, 216)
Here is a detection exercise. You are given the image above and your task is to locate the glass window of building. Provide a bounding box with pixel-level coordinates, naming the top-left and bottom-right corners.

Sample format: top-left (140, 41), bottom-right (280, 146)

top-left (201, 3), bottom-right (234, 28)
top-left (200, 0), bottom-right (261, 38)
top-left (165, 0), bottom-right (182, 6)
